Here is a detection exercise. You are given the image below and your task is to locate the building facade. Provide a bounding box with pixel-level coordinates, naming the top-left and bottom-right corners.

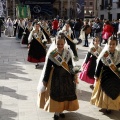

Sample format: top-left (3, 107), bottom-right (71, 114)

top-left (97, 0), bottom-right (120, 20)
top-left (84, 0), bottom-right (95, 18)
top-left (6, 0), bottom-right (85, 19)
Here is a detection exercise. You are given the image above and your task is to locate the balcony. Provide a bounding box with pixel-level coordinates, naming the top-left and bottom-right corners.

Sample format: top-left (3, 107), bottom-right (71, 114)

top-left (100, 5), bottom-right (104, 10)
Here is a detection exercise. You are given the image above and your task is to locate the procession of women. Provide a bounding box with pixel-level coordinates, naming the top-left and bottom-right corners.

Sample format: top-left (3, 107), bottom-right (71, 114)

top-left (2, 16), bottom-right (120, 120)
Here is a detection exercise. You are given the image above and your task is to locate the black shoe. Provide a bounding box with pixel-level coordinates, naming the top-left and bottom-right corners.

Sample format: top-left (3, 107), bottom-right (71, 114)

top-left (99, 108), bottom-right (106, 113)
top-left (53, 115), bottom-right (59, 120)
top-left (35, 64), bottom-right (40, 69)
top-left (90, 85), bottom-right (94, 90)
top-left (106, 110), bottom-right (112, 114)
top-left (83, 45), bottom-right (86, 47)
top-left (59, 113), bottom-right (65, 118)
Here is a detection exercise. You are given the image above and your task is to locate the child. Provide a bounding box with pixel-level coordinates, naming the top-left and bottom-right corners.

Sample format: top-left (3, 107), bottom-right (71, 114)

top-left (90, 36), bottom-right (120, 114)
top-left (79, 36), bottom-right (102, 89)
top-left (37, 33), bottom-right (79, 120)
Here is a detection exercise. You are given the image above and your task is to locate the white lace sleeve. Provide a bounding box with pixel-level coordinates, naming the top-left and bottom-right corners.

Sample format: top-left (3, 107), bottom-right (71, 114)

top-left (28, 30), bottom-right (33, 43)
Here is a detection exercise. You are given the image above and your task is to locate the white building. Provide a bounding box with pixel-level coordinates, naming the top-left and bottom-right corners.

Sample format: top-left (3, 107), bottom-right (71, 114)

top-left (96, 0), bottom-right (120, 20)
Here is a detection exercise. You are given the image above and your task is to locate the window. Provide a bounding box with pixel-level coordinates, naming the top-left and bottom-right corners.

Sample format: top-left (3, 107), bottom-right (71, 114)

top-left (117, 0), bottom-right (120, 8)
top-left (90, 2), bottom-right (93, 6)
top-left (84, 2), bottom-right (86, 6)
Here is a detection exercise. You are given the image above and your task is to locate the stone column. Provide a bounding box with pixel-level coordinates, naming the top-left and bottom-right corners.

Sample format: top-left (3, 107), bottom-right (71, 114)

top-left (6, 0), bottom-right (8, 18)
top-left (61, 0), bottom-right (63, 18)
top-left (67, 0), bottom-right (70, 18)
top-left (13, 0), bottom-right (15, 19)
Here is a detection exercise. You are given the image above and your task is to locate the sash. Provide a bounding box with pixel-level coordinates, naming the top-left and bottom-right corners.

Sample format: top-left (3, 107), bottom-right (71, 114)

top-left (27, 27), bottom-right (32, 32)
top-left (103, 51), bottom-right (120, 78)
top-left (51, 49), bottom-right (70, 73)
top-left (66, 35), bottom-right (74, 43)
top-left (34, 37), bottom-right (46, 49)
top-left (91, 47), bottom-right (99, 58)
top-left (43, 27), bottom-right (50, 36)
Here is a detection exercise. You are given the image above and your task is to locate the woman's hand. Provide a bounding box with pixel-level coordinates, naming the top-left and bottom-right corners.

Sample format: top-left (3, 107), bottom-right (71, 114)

top-left (28, 44), bottom-right (30, 49)
top-left (74, 79), bottom-right (79, 84)
top-left (74, 74), bottom-right (79, 84)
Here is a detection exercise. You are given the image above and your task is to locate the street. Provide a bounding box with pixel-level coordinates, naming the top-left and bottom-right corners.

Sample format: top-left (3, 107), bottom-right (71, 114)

top-left (0, 34), bottom-right (120, 120)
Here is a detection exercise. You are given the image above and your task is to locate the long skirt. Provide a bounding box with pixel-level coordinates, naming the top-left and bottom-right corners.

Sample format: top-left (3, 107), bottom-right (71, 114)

top-left (90, 80), bottom-right (120, 110)
top-left (37, 68), bottom-right (79, 112)
top-left (27, 38), bottom-right (46, 63)
top-left (79, 59), bottom-right (95, 84)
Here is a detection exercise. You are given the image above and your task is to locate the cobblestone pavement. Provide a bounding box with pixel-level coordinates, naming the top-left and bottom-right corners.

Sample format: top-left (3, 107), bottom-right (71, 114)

top-left (0, 34), bottom-right (120, 120)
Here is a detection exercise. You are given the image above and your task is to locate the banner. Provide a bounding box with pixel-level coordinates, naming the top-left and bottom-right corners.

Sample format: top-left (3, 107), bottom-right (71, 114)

top-left (27, 5), bottom-right (31, 19)
top-left (16, 5), bottom-right (31, 18)
top-left (76, 0), bottom-right (84, 19)
top-left (24, 2), bottom-right (53, 17)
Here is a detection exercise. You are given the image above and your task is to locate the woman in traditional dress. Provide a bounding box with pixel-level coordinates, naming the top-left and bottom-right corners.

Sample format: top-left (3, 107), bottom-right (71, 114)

top-left (13, 19), bottom-right (18, 37)
top-left (27, 23), bottom-right (47, 68)
top-left (6, 18), bottom-right (14, 37)
top-left (60, 21), bottom-right (79, 61)
top-left (79, 36), bottom-right (102, 89)
top-left (90, 36), bottom-right (120, 114)
top-left (37, 33), bottom-right (79, 120)
top-left (41, 20), bottom-right (51, 43)
top-left (17, 19), bottom-right (25, 40)
top-left (21, 20), bottom-right (33, 45)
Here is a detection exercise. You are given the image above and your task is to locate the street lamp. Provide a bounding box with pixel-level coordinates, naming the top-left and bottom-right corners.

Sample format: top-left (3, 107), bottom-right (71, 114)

top-left (107, 3), bottom-right (112, 21)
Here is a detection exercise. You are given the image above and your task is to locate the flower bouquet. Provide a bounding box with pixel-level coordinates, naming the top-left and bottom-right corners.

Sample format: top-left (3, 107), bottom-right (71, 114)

top-left (69, 65), bottom-right (81, 84)
top-left (42, 39), bottom-right (47, 47)
top-left (115, 67), bottom-right (120, 78)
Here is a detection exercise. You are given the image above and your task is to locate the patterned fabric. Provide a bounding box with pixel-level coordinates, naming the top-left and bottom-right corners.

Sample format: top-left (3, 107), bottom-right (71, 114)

top-left (91, 80), bottom-right (120, 110)
top-left (50, 67), bottom-right (76, 102)
top-left (101, 50), bottom-right (120, 66)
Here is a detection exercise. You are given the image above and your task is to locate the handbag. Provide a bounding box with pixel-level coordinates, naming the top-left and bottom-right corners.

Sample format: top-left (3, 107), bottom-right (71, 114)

top-left (102, 32), bottom-right (110, 40)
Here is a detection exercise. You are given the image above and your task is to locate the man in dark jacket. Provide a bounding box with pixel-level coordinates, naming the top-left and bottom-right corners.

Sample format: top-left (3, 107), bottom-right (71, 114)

top-left (0, 19), bottom-right (4, 37)
top-left (73, 18), bottom-right (82, 44)
top-left (92, 18), bottom-right (103, 45)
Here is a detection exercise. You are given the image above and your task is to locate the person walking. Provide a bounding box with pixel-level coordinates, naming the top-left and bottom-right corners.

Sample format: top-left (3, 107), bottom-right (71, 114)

top-left (37, 33), bottom-right (79, 120)
top-left (91, 36), bottom-right (120, 114)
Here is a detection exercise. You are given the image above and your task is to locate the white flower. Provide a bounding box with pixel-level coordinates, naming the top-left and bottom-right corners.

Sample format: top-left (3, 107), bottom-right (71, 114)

top-left (118, 67), bottom-right (120, 72)
top-left (34, 33), bottom-right (37, 36)
top-left (42, 39), bottom-right (47, 43)
top-left (73, 66), bottom-right (81, 73)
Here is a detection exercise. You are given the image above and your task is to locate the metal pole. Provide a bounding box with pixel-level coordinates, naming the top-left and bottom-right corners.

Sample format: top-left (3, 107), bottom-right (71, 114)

top-left (61, 0), bottom-right (63, 18)
top-left (13, 0), bottom-right (15, 19)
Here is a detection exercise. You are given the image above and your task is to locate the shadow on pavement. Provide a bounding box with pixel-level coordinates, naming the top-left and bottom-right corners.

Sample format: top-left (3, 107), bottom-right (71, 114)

top-left (77, 89), bottom-right (92, 102)
top-left (0, 86), bottom-right (27, 100)
top-left (62, 112), bottom-right (99, 120)
top-left (0, 62), bottom-right (32, 81)
top-left (77, 49), bottom-right (87, 60)
top-left (0, 101), bottom-right (17, 120)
